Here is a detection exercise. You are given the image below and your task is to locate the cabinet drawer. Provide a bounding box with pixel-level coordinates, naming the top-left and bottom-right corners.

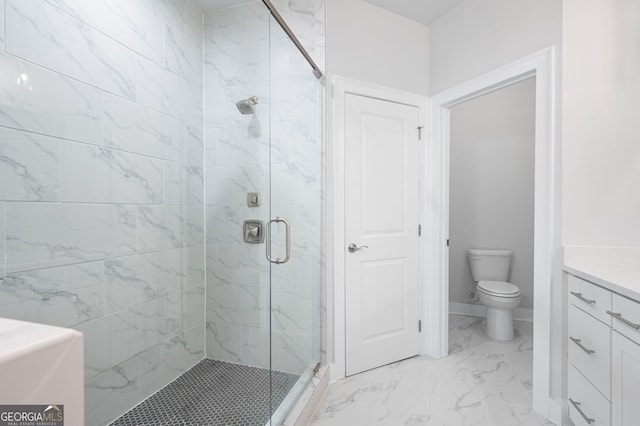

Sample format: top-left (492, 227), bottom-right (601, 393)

top-left (569, 365), bottom-right (611, 426)
top-left (610, 294), bottom-right (640, 345)
top-left (569, 304), bottom-right (611, 399)
top-left (569, 274), bottom-right (612, 324)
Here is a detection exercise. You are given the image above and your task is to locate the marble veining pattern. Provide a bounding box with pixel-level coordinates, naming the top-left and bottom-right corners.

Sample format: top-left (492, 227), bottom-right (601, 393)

top-left (105, 252), bottom-right (174, 312)
top-left (312, 315), bottom-right (553, 426)
top-left (6, 203), bottom-right (138, 273)
top-left (0, 127), bottom-right (60, 201)
top-left (102, 93), bottom-right (184, 161)
top-left (205, 126), bottom-right (269, 167)
top-left (164, 24), bottom-right (203, 85)
top-left (185, 124), bottom-right (205, 168)
top-left (211, 245), bottom-right (264, 288)
top-left (206, 165), bottom-right (265, 206)
top-left (43, 0), bottom-right (164, 63)
top-left (7, 0), bottom-right (137, 100)
top-left (0, 55), bottom-right (103, 145)
top-left (0, 1), bottom-right (205, 425)
top-left (136, 206), bottom-right (178, 252)
top-left (164, 162), bottom-right (205, 206)
top-left (0, 262), bottom-right (104, 327)
top-left (135, 55), bottom-right (203, 129)
top-left (61, 142), bottom-right (164, 204)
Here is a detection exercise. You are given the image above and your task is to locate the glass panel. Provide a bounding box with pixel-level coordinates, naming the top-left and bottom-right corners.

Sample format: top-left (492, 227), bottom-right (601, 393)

top-left (199, 2), bottom-right (322, 424)
top-left (267, 13), bottom-right (323, 425)
top-left (203, 2), bottom-right (273, 424)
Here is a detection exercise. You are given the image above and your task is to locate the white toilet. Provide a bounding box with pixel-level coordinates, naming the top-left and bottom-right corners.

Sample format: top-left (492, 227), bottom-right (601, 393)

top-left (467, 249), bottom-right (521, 341)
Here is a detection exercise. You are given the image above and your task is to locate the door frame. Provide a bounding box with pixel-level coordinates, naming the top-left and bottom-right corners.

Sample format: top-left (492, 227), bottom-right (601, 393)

top-left (426, 48), bottom-right (557, 418)
top-left (329, 76), bottom-right (428, 382)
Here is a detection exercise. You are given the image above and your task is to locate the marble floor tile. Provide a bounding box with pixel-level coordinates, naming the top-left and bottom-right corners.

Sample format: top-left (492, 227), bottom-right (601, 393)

top-left (312, 315), bottom-right (550, 426)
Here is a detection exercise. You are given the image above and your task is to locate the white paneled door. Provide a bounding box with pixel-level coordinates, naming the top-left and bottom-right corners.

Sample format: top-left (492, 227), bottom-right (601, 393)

top-left (344, 93), bottom-right (420, 376)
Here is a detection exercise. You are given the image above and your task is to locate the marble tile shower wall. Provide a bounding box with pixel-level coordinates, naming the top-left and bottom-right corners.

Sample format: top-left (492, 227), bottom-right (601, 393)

top-left (204, 2), bottom-right (323, 375)
top-left (0, 1), bottom-right (205, 424)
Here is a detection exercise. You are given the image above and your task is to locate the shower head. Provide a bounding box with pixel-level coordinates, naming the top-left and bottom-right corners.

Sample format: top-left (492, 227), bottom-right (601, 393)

top-left (236, 96), bottom-right (259, 115)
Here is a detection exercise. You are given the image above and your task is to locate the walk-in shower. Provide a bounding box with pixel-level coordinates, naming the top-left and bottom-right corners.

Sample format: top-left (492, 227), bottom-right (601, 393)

top-left (199, 1), bottom-right (324, 423)
top-left (0, 0), bottom-right (323, 424)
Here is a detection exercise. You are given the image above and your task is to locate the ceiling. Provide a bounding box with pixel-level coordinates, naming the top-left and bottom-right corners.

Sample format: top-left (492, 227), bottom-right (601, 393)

top-left (361, 0), bottom-right (465, 25)
top-left (193, 0), bottom-right (465, 25)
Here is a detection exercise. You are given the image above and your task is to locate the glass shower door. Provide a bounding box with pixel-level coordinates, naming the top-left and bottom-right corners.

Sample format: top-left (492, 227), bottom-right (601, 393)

top-left (265, 13), bottom-right (323, 424)
top-left (207, 4), bottom-right (321, 424)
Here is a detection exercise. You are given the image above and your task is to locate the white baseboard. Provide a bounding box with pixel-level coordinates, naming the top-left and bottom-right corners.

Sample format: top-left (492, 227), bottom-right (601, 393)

top-left (449, 302), bottom-right (534, 322)
top-left (328, 362), bottom-right (343, 383)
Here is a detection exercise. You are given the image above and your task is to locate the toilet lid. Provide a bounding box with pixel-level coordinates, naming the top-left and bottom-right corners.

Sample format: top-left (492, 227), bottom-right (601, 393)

top-left (477, 280), bottom-right (520, 297)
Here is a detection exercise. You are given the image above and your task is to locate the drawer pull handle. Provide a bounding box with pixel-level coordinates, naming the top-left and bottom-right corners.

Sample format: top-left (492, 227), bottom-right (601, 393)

top-left (607, 311), bottom-right (640, 329)
top-left (569, 337), bottom-right (595, 355)
top-left (569, 398), bottom-right (595, 424)
top-left (570, 291), bottom-right (596, 305)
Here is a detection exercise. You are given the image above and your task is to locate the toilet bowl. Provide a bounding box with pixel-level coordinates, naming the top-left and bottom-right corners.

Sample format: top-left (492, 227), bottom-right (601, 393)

top-left (467, 249), bottom-right (521, 341)
top-left (476, 280), bottom-right (521, 341)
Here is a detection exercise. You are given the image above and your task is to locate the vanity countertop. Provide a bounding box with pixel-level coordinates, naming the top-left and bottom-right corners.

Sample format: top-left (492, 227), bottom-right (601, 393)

top-left (0, 317), bottom-right (84, 424)
top-left (0, 317), bottom-right (81, 362)
top-left (564, 263), bottom-right (640, 302)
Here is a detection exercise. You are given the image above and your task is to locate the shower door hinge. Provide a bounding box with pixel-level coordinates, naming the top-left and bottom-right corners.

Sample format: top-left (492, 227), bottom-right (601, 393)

top-left (418, 224), bottom-right (422, 236)
top-left (418, 126), bottom-right (424, 140)
top-left (418, 320), bottom-right (422, 332)
top-left (446, 239), bottom-right (450, 247)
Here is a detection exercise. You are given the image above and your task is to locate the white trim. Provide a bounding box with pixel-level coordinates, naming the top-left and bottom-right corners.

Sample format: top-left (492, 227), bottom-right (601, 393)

top-left (329, 76), bottom-right (428, 382)
top-left (426, 48), bottom-right (557, 419)
top-left (449, 302), bottom-right (534, 322)
top-left (547, 397), bottom-right (568, 426)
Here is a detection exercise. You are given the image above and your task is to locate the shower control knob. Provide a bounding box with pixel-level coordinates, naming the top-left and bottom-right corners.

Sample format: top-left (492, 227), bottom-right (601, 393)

top-left (247, 225), bottom-right (259, 238)
top-left (348, 243), bottom-right (368, 253)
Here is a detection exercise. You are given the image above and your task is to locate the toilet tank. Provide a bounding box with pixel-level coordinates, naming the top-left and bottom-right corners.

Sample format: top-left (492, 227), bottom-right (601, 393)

top-left (467, 249), bottom-right (513, 282)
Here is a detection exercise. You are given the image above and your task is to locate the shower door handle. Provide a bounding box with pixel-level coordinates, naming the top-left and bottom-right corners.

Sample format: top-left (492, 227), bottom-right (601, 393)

top-left (266, 217), bottom-right (291, 264)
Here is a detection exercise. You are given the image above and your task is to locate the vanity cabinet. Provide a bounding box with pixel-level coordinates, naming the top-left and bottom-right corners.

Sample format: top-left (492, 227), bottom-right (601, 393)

top-left (611, 331), bottom-right (640, 425)
top-left (568, 273), bottom-right (640, 426)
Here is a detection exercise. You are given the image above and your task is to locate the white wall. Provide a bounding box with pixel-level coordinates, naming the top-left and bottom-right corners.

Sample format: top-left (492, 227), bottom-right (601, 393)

top-left (560, 2), bottom-right (640, 419)
top-left (449, 78), bottom-right (536, 309)
top-left (429, 0), bottom-right (564, 418)
top-left (326, 0), bottom-right (429, 94)
top-left (429, 0), bottom-right (561, 94)
top-left (563, 0), bottom-right (640, 247)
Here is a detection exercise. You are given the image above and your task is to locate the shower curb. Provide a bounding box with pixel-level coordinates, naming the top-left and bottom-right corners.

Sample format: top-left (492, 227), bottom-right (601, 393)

top-left (283, 365), bottom-right (329, 426)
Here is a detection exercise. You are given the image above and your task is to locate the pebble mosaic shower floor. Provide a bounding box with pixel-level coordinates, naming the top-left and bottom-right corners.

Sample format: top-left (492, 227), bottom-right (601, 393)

top-left (112, 359), bottom-right (299, 426)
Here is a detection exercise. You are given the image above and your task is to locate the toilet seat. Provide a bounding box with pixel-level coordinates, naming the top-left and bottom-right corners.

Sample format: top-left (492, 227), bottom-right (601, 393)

top-left (477, 280), bottom-right (520, 298)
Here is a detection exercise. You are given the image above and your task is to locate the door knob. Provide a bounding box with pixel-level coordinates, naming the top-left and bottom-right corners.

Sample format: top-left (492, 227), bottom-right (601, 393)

top-left (348, 243), bottom-right (368, 253)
